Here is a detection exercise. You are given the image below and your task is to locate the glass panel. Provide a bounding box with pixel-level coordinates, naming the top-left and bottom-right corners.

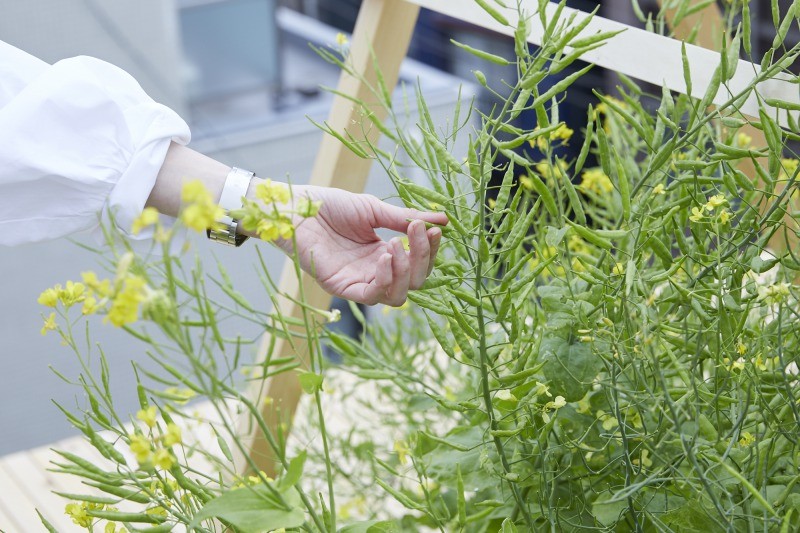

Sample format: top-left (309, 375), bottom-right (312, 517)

top-left (180, 0), bottom-right (280, 101)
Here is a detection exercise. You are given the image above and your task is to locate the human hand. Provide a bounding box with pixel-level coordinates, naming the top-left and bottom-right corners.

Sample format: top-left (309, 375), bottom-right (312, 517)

top-left (276, 185), bottom-right (448, 306)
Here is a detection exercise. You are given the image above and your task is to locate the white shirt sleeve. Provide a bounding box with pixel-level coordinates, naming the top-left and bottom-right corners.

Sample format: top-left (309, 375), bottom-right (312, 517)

top-left (0, 40), bottom-right (191, 246)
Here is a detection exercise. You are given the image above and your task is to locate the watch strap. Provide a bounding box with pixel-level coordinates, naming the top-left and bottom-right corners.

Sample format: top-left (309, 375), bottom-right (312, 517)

top-left (206, 167), bottom-right (253, 247)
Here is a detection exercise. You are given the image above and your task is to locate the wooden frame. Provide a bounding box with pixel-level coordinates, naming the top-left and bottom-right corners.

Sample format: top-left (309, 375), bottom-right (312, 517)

top-left (237, 0), bottom-right (799, 475)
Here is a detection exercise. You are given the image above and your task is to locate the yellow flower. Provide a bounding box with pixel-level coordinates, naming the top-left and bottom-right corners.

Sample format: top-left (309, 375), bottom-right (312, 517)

top-left (531, 381), bottom-right (552, 398)
top-left (107, 276), bottom-right (147, 327)
top-left (256, 215), bottom-right (294, 242)
top-left (535, 158), bottom-right (568, 179)
top-left (180, 180), bottom-right (225, 233)
top-left (736, 341), bottom-right (746, 356)
top-left (394, 440), bottom-right (410, 465)
top-left (129, 434), bottom-right (152, 464)
top-left (705, 194), bottom-right (726, 212)
top-left (781, 158), bottom-right (799, 176)
top-left (132, 207), bottom-right (160, 235)
top-left (652, 183), bottom-right (666, 195)
top-left (296, 197), bottom-right (322, 218)
top-left (576, 392), bottom-right (592, 414)
top-left (164, 387), bottom-right (196, 405)
top-left (82, 295), bottom-right (101, 315)
top-left (59, 281), bottom-right (86, 307)
top-left (136, 406), bottom-right (158, 428)
top-left (544, 395), bottom-right (566, 411)
top-left (38, 286), bottom-right (60, 307)
top-left (162, 423), bottom-right (182, 447)
top-left (689, 206), bottom-right (705, 222)
top-left (632, 449), bottom-right (653, 468)
top-left (41, 312), bottom-right (57, 336)
top-left (180, 203), bottom-right (225, 233)
top-left (597, 410), bottom-right (619, 431)
top-left (718, 209), bottom-right (731, 224)
top-left (723, 357), bottom-right (745, 371)
top-left (739, 431), bottom-right (755, 447)
top-left (153, 448), bottom-right (174, 470)
top-left (82, 271), bottom-right (111, 297)
top-left (247, 470), bottom-right (274, 486)
top-left (552, 123), bottom-right (574, 142)
top-left (181, 179), bottom-right (213, 204)
top-left (580, 168), bottom-right (614, 194)
top-left (336, 32), bottom-right (349, 46)
top-left (255, 179), bottom-right (291, 205)
top-left (146, 505), bottom-right (169, 517)
top-left (531, 123), bottom-right (574, 150)
top-left (612, 262), bottom-right (625, 276)
top-left (736, 132), bottom-right (752, 148)
top-left (65, 502), bottom-right (92, 527)
top-left (519, 175), bottom-right (534, 191)
top-left (757, 282), bottom-right (791, 304)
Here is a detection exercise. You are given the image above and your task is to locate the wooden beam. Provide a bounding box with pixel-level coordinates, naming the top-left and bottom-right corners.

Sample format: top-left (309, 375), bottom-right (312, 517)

top-left (659, 0), bottom-right (798, 254)
top-left (235, 0), bottom-right (420, 476)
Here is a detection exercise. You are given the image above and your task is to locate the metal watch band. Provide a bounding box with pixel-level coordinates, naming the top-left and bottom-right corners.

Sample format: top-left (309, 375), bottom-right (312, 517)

top-left (206, 167), bottom-right (254, 247)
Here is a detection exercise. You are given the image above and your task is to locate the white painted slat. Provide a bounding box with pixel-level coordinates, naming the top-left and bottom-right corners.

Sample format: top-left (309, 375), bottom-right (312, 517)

top-left (0, 451), bottom-right (79, 531)
top-left (408, 0), bottom-right (799, 126)
top-left (0, 500), bottom-right (19, 533)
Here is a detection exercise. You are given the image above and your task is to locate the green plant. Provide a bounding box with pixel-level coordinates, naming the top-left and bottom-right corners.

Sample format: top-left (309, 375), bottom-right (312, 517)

top-left (41, 1), bottom-right (800, 532)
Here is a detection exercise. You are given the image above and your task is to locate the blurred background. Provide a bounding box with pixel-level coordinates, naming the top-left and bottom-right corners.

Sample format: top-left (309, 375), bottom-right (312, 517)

top-left (0, 0), bottom-right (795, 457)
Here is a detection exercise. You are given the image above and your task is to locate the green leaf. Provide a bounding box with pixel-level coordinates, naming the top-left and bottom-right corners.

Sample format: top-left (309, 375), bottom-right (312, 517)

top-left (501, 517), bottom-right (519, 532)
top-left (661, 499), bottom-right (721, 532)
top-left (540, 334), bottom-right (603, 401)
top-left (545, 226), bottom-right (570, 247)
top-left (192, 485), bottom-right (305, 533)
top-left (339, 520), bottom-right (399, 533)
top-left (278, 451), bottom-right (307, 492)
top-left (592, 493), bottom-right (627, 527)
top-left (298, 372), bottom-right (324, 394)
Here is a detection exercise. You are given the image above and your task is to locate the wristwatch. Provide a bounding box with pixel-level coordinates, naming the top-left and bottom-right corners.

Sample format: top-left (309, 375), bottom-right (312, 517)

top-left (206, 167), bottom-right (254, 247)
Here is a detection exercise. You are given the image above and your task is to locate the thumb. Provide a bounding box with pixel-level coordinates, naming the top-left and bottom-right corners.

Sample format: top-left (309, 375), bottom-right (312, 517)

top-left (369, 196), bottom-right (449, 233)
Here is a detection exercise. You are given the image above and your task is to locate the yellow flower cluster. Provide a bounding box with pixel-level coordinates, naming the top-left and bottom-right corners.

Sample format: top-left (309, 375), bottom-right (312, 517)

top-left (180, 180), bottom-right (226, 233)
top-left (255, 179), bottom-right (291, 204)
top-left (130, 406), bottom-right (183, 470)
top-left (736, 131), bottom-right (753, 148)
top-left (107, 275), bottom-right (146, 327)
top-left (757, 282), bottom-right (792, 304)
top-left (530, 122), bottom-right (574, 151)
top-left (235, 180), bottom-right (323, 243)
top-left (690, 193), bottom-right (730, 224)
top-left (534, 158), bottom-right (568, 180)
top-left (781, 158), bottom-right (799, 177)
top-left (541, 395), bottom-right (566, 423)
top-left (131, 207), bottom-right (160, 235)
top-left (738, 432), bottom-right (756, 447)
top-left (579, 168), bottom-right (614, 195)
top-left (37, 280), bottom-right (86, 308)
top-left (65, 501), bottom-right (118, 528)
top-left (38, 254), bottom-right (165, 330)
top-left (234, 469), bottom-right (275, 488)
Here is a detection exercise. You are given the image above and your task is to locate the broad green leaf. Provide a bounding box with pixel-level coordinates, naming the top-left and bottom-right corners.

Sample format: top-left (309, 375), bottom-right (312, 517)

top-left (192, 484), bottom-right (305, 533)
top-left (592, 493), bottom-right (627, 527)
top-left (540, 334), bottom-right (603, 401)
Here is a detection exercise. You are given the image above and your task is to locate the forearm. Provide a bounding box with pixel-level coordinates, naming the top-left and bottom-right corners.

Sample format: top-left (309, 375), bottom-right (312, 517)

top-left (146, 141), bottom-right (266, 237)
